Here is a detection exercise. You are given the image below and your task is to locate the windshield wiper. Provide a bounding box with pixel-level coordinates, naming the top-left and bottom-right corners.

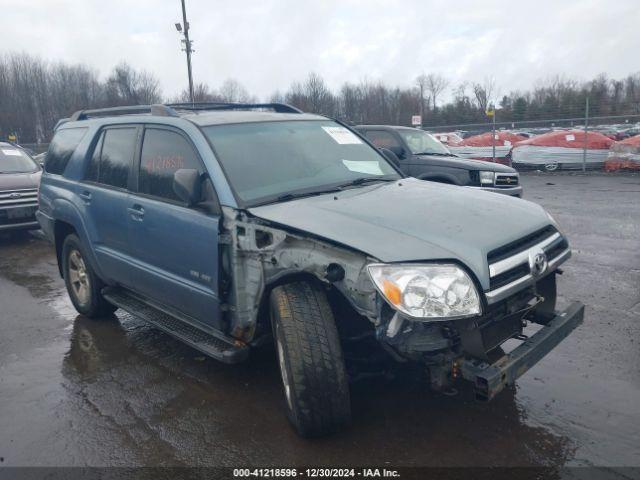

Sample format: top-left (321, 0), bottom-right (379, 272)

top-left (274, 187), bottom-right (343, 203)
top-left (336, 176), bottom-right (396, 189)
top-left (415, 151), bottom-right (453, 156)
top-left (262, 177), bottom-right (396, 206)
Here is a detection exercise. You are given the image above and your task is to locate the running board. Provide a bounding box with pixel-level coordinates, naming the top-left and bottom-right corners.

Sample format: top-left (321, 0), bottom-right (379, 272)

top-left (102, 287), bottom-right (249, 364)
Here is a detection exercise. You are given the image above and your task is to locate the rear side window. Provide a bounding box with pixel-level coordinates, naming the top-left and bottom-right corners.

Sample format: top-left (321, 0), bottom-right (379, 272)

top-left (139, 128), bottom-right (204, 202)
top-left (45, 127), bottom-right (88, 175)
top-left (363, 130), bottom-right (401, 149)
top-left (92, 127), bottom-right (138, 189)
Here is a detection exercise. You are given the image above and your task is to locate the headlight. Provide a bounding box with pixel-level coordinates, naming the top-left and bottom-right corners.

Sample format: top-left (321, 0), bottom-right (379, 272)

top-left (367, 263), bottom-right (481, 320)
top-left (479, 171), bottom-right (495, 185)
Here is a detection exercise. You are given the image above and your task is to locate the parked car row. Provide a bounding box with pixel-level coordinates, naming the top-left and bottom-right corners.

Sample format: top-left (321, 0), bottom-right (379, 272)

top-left (34, 102), bottom-right (583, 437)
top-left (431, 126), bottom-right (640, 171)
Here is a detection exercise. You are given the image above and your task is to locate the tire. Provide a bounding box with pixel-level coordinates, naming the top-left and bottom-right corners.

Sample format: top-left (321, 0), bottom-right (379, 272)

top-left (62, 234), bottom-right (117, 318)
top-left (270, 281), bottom-right (351, 437)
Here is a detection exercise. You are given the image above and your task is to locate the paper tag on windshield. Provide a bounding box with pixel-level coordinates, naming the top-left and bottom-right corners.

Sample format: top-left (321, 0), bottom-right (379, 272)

top-left (2, 149), bottom-right (22, 156)
top-left (322, 126), bottom-right (362, 145)
top-left (565, 134), bottom-right (575, 141)
top-left (342, 160), bottom-right (384, 175)
top-left (504, 140), bottom-right (512, 146)
top-left (440, 135), bottom-right (448, 141)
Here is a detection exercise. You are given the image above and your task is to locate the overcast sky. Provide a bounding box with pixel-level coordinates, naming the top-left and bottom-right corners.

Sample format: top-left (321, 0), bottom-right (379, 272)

top-left (2, 0), bottom-right (638, 101)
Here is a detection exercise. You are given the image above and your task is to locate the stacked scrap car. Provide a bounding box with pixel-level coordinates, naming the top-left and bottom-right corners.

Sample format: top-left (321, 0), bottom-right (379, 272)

top-left (511, 130), bottom-right (614, 171)
top-left (604, 134), bottom-right (640, 172)
top-left (448, 131), bottom-right (527, 165)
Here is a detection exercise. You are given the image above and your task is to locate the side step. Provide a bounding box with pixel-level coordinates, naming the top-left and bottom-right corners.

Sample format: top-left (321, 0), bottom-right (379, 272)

top-left (102, 287), bottom-right (249, 364)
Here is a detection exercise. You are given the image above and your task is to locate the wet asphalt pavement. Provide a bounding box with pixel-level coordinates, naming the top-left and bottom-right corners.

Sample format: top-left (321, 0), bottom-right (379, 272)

top-left (0, 172), bottom-right (638, 468)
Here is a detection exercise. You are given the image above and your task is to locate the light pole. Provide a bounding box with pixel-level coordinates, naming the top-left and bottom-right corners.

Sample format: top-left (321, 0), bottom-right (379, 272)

top-left (486, 103), bottom-right (496, 162)
top-left (175, 0), bottom-right (195, 104)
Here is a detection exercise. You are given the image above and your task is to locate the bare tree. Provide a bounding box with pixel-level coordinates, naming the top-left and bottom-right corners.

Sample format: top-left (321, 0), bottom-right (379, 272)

top-left (2, 50), bottom-right (640, 144)
top-left (171, 82), bottom-right (222, 103)
top-left (105, 63), bottom-right (162, 105)
top-left (219, 78), bottom-right (254, 103)
top-left (285, 73), bottom-right (336, 116)
top-left (424, 73), bottom-right (449, 110)
top-left (472, 77), bottom-right (496, 112)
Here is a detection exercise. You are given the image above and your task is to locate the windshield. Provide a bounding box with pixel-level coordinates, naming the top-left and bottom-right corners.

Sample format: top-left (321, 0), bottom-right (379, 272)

top-left (203, 120), bottom-right (401, 206)
top-left (0, 146), bottom-right (38, 173)
top-left (398, 129), bottom-right (451, 155)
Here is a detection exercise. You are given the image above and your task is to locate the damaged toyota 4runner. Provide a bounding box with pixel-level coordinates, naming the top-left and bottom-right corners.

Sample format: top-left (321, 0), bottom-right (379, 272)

top-left (38, 103), bottom-right (584, 437)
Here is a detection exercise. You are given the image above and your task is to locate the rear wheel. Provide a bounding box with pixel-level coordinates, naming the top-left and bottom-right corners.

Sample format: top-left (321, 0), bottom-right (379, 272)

top-left (270, 281), bottom-right (351, 437)
top-left (62, 234), bottom-right (117, 318)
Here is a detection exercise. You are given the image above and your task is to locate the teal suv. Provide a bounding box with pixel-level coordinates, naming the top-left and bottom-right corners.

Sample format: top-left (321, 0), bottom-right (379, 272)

top-left (37, 103), bottom-right (583, 437)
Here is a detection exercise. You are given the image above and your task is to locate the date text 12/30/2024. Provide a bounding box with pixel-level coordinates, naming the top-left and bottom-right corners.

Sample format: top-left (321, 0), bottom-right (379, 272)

top-left (233, 468), bottom-right (401, 478)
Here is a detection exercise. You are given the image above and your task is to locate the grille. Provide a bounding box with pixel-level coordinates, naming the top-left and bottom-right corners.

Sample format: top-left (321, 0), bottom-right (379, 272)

top-left (486, 225), bottom-right (570, 304)
top-left (488, 225), bottom-right (557, 264)
top-left (544, 236), bottom-right (569, 261)
top-left (0, 188), bottom-right (38, 208)
top-left (495, 173), bottom-right (519, 187)
top-left (490, 262), bottom-right (530, 290)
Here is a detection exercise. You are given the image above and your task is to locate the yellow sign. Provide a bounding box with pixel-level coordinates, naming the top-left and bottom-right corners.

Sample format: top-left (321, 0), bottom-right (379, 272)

top-left (8, 134), bottom-right (17, 142)
top-left (485, 109), bottom-right (495, 117)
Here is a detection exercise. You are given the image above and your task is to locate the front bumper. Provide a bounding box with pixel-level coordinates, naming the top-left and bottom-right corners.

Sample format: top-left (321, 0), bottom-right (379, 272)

top-left (0, 204), bottom-right (39, 232)
top-left (459, 301), bottom-right (584, 401)
top-left (476, 185), bottom-right (523, 197)
top-left (35, 210), bottom-right (54, 242)
top-left (0, 219), bottom-right (40, 232)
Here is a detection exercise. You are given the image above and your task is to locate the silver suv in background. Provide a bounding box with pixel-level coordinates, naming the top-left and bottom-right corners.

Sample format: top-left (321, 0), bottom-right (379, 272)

top-left (0, 142), bottom-right (41, 233)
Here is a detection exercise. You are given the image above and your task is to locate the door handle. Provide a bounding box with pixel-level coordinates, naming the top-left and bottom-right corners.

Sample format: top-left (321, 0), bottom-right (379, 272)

top-left (128, 205), bottom-right (145, 221)
top-left (79, 191), bottom-right (92, 204)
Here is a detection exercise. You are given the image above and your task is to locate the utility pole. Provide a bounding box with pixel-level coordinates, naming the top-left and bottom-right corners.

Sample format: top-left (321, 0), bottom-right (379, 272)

top-left (419, 82), bottom-right (424, 129)
top-left (486, 103), bottom-right (496, 162)
top-left (176, 0), bottom-right (195, 104)
top-left (582, 96), bottom-right (589, 173)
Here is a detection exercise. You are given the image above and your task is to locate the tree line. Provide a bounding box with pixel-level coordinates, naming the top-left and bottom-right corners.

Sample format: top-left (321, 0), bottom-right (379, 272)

top-left (2, 51), bottom-right (640, 143)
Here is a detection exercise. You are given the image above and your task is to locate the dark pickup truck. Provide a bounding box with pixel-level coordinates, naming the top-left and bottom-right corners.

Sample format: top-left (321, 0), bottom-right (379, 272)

top-left (355, 125), bottom-right (522, 197)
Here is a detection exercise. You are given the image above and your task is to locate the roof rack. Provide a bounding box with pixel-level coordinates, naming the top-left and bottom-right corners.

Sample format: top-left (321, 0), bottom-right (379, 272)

top-left (166, 102), bottom-right (303, 114)
top-left (68, 102), bottom-right (303, 123)
top-left (69, 104), bottom-right (178, 121)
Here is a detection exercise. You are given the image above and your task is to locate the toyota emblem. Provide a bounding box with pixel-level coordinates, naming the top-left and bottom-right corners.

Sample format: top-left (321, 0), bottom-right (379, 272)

top-left (530, 251), bottom-right (548, 277)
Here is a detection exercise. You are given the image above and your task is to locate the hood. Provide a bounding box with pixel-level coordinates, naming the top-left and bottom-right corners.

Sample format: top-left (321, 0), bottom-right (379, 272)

top-left (413, 154), bottom-right (516, 173)
top-left (249, 178), bottom-right (550, 290)
top-left (0, 171), bottom-right (41, 191)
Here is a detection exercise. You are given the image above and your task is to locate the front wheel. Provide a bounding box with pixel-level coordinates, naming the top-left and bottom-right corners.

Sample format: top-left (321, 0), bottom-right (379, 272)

top-left (62, 234), bottom-right (117, 318)
top-left (270, 281), bottom-right (351, 437)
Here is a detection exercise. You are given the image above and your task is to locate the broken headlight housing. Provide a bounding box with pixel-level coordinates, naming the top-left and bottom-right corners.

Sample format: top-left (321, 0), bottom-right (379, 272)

top-left (367, 263), bottom-right (481, 320)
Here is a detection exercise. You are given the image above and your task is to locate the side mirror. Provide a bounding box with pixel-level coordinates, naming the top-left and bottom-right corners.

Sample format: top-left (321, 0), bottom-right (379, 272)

top-left (387, 145), bottom-right (406, 159)
top-left (173, 168), bottom-right (201, 207)
top-left (380, 148), bottom-right (401, 166)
